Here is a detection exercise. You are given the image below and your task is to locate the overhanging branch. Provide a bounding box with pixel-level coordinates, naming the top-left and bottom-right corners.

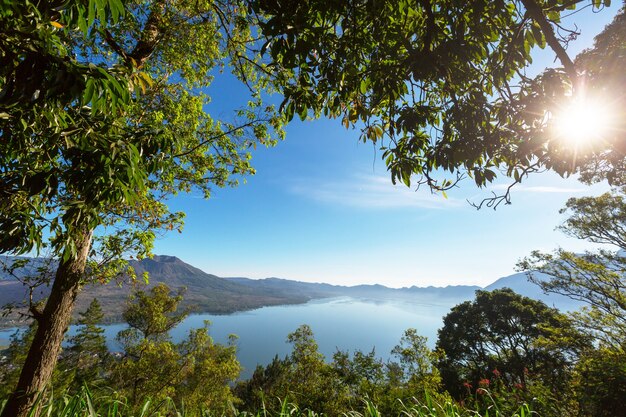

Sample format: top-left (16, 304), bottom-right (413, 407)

top-left (520, 0), bottom-right (578, 83)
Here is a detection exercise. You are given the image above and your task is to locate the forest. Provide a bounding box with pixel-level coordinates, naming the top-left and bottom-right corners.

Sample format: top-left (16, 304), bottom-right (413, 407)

top-left (0, 0), bottom-right (624, 415)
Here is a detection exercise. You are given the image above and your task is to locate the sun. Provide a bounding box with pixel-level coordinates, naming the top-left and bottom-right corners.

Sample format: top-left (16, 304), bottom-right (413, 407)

top-left (553, 97), bottom-right (612, 148)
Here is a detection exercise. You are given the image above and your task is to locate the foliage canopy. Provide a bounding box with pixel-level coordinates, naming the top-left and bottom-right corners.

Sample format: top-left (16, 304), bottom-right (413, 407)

top-left (521, 189), bottom-right (625, 344)
top-left (436, 289), bottom-right (583, 400)
top-left (253, 0), bottom-right (623, 197)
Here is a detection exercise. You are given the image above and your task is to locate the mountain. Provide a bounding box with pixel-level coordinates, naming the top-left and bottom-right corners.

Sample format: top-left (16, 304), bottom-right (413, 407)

top-left (219, 276), bottom-right (343, 298)
top-left (226, 274), bottom-right (578, 307)
top-left (0, 255), bottom-right (581, 328)
top-left (0, 255), bottom-right (313, 328)
top-left (485, 271), bottom-right (583, 310)
top-left (225, 277), bottom-right (481, 301)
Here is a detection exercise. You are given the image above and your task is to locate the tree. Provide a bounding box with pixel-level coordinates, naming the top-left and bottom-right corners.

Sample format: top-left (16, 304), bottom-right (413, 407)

top-left (381, 329), bottom-right (446, 415)
top-left (112, 284), bottom-right (189, 405)
top-left (111, 284), bottom-right (240, 414)
top-left (61, 299), bottom-right (109, 390)
top-left (236, 329), bottom-right (444, 415)
top-left (174, 327), bottom-right (241, 414)
top-left (570, 7), bottom-right (626, 187)
top-left (574, 347), bottom-right (626, 417)
top-left (235, 325), bottom-right (349, 415)
top-left (515, 14), bottom-right (625, 411)
top-left (279, 325), bottom-right (349, 414)
top-left (436, 289), bottom-right (583, 402)
top-left (332, 348), bottom-right (386, 404)
top-left (234, 355), bottom-right (291, 411)
top-left (331, 334), bottom-right (445, 416)
top-left (1, 0), bottom-right (283, 415)
top-left (520, 189), bottom-right (626, 350)
top-left (118, 284), bottom-right (188, 344)
top-left (518, 187), bottom-right (625, 417)
top-left (390, 328), bottom-right (442, 390)
top-left (253, 0), bottom-right (623, 199)
top-left (515, 12), bottom-right (626, 399)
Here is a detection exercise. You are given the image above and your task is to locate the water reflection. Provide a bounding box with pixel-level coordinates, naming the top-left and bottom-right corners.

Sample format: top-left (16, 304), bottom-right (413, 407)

top-left (0, 296), bottom-right (463, 379)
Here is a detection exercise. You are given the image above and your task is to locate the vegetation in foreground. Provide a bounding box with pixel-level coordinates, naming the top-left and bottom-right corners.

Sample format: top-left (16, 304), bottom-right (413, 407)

top-left (1, 280), bottom-right (624, 417)
top-left (0, 387), bottom-right (540, 417)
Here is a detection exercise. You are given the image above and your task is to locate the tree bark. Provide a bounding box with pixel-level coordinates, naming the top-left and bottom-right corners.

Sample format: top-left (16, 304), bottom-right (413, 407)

top-left (520, 0), bottom-right (578, 82)
top-left (1, 229), bottom-right (93, 417)
top-left (104, 2), bottom-right (165, 69)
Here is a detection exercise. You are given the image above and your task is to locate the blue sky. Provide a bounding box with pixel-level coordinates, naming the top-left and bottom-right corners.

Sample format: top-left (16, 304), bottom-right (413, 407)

top-left (153, 6), bottom-right (618, 288)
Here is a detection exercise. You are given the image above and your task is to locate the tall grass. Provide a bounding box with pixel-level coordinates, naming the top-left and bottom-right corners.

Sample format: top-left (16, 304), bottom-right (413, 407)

top-left (1, 389), bottom-right (536, 417)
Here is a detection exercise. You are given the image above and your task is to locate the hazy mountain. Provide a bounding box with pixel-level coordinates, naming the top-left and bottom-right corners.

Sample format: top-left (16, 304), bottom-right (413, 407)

top-left (0, 255), bottom-right (581, 328)
top-left (224, 269), bottom-right (587, 310)
top-left (0, 256), bottom-right (55, 281)
top-left (226, 277), bottom-right (481, 301)
top-left (225, 277), bottom-right (343, 298)
top-left (226, 273), bottom-right (579, 309)
top-left (485, 271), bottom-right (584, 310)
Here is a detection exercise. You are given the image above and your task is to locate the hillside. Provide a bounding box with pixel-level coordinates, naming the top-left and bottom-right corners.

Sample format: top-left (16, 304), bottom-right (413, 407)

top-left (0, 256), bottom-right (312, 328)
top-left (0, 255), bottom-right (581, 328)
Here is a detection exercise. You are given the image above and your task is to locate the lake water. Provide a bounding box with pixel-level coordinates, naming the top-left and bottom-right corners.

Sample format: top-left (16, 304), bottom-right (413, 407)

top-left (0, 296), bottom-right (461, 379)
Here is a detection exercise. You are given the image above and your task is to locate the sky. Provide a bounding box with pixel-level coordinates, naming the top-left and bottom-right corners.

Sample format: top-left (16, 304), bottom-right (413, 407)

top-left (152, 5), bottom-right (618, 288)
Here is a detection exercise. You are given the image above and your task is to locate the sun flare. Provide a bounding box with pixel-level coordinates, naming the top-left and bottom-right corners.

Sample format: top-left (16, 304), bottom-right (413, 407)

top-left (553, 98), bottom-right (612, 147)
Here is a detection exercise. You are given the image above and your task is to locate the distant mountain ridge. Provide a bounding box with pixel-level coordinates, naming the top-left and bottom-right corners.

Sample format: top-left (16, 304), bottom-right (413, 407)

top-left (0, 255), bottom-right (580, 328)
top-left (226, 276), bottom-right (484, 300)
top-left (226, 273), bottom-right (579, 308)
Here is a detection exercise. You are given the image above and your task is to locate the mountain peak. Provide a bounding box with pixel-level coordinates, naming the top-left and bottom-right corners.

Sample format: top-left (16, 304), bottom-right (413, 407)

top-left (147, 255), bottom-right (183, 263)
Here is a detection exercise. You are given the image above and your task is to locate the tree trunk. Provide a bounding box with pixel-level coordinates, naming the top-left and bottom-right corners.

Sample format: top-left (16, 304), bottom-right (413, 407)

top-left (1, 229), bottom-right (93, 417)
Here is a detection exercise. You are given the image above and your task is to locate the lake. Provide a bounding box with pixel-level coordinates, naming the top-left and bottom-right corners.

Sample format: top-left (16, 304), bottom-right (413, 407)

top-left (0, 296), bottom-right (462, 379)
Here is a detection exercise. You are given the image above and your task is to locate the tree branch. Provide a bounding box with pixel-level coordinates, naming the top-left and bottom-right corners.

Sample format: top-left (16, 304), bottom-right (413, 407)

top-left (128, 5), bottom-right (165, 67)
top-left (520, 0), bottom-right (578, 82)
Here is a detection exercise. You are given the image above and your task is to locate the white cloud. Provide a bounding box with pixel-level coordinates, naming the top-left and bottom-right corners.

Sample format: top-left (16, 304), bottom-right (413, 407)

top-left (288, 173), bottom-right (464, 209)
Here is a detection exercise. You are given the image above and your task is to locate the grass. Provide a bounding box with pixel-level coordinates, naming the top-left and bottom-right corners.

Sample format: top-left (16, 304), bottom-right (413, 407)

top-left (1, 389), bottom-right (537, 417)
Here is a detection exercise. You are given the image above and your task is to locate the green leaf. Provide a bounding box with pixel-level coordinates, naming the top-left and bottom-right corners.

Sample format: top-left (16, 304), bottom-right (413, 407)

top-left (83, 79), bottom-right (95, 105)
